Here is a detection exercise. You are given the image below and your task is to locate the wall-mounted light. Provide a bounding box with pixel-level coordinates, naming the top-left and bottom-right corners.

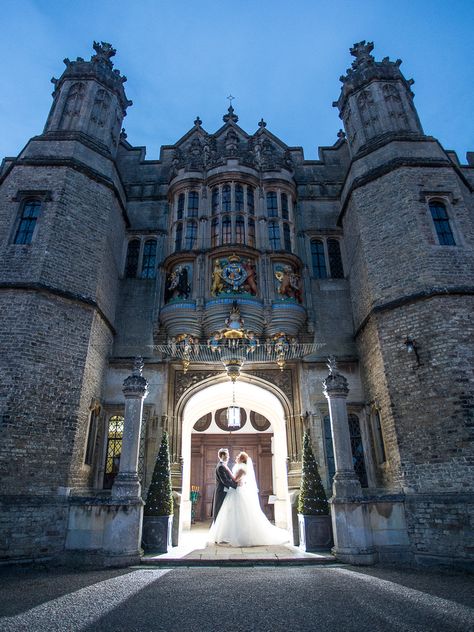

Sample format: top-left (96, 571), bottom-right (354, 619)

top-left (404, 336), bottom-right (420, 365)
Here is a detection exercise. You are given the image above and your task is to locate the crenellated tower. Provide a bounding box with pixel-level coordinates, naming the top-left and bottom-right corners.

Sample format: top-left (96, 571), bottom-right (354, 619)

top-left (45, 41), bottom-right (132, 156)
top-left (334, 41), bottom-right (423, 155)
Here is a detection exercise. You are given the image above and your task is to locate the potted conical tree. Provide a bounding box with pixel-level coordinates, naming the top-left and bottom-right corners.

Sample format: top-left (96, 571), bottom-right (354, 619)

top-left (297, 431), bottom-right (333, 551)
top-left (142, 432), bottom-right (174, 553)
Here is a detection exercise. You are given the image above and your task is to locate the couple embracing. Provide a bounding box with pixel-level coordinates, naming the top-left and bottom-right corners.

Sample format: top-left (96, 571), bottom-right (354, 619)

top-left (209, 448), bottom-right (289, 547)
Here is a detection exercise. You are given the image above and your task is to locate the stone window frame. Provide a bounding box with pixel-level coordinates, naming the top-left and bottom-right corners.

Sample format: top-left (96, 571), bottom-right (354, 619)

top-left (83, 399), bottom-right (102, 467)
top-left (369, 404), bottom-right (388, 467)
top-left (10, 189), bottom-right (52, 246)
top-left (309, 235), bottom-right (345, 279)
top-left (424, 195), bottom-right (460, 247)
top-left (207, 182), bottom-right (257, 247)
top-left (123, 234), bottom-right (160, 279)
top-left (263, 187), bottom-right (295, 252)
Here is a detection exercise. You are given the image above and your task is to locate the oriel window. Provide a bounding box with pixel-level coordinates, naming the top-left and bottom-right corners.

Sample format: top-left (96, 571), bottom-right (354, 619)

top-left (268, 221), bottom-right (281, 249)
top-left (177, 193), bottom-right (185, 220)
top-left (247, 187), bottom-right (255, 214)
top-left (185, 221), bottom-right (197, 250)
top-left (283, 223), bottom-right (291, 251)
top-left (188, 191), bottom-right (199, 218)
top-left (236, 215), bottom-right (245, 244)
top-left (248, 217), bottom-right (255, 247)
top-left (222, 185), bottom-right (231, 212)
top-left (175, 223), bottom-right (183, 252)
top-left (141, 239), bottom-right (157, 278)
top-left (267, 191), bottom-right (278, 217)
top-left (222, 215), bottom-right (231, 244)
top-left (211, 217), bottom-right (219, 247)
top-left (14, 200), bottom-right (41, 244)
top-left (212, 188), bottom-right (220, 215)
top-left (235, 184), bottom-right (244, 212)
top-left (281, 193), bottom-right (289, 219)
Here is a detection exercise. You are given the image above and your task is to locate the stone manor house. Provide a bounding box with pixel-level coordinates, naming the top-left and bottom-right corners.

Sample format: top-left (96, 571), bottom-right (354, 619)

top-left (0, 40), bottom-right (472, 569)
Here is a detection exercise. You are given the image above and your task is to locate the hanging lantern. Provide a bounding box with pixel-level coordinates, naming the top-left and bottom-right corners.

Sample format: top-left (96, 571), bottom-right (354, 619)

top-left (227, 405), bottom-right (241, 429)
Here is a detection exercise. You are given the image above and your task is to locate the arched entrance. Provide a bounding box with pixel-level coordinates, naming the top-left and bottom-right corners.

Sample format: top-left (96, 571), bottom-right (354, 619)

top-left (180, 379), bottom-right (291, 535)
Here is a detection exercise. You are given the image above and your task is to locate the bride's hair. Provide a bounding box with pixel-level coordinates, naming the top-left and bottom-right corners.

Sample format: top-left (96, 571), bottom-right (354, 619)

top-left (237, 451), bottom-right (248, 464)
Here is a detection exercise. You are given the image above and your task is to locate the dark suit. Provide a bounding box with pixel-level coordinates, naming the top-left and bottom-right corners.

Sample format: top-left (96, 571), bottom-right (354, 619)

top-left (212, 460), bottom-right (237, 520)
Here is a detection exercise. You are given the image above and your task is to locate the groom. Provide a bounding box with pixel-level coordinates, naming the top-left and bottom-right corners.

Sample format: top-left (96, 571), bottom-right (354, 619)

top-left (212, 448), bottom-right (238, 521)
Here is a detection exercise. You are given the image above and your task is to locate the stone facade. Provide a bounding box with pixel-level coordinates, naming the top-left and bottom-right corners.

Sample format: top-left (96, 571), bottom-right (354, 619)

top-left (0, 40), bottom-right (472, 569)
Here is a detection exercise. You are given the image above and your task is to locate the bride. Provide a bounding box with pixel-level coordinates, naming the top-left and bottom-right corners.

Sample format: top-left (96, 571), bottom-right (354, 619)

top-left (209, 451), bottom-right (289, 547)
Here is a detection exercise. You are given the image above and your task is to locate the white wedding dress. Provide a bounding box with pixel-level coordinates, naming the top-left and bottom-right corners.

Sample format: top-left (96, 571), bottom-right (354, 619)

top-left (208, 458), bottom-right (289, 547)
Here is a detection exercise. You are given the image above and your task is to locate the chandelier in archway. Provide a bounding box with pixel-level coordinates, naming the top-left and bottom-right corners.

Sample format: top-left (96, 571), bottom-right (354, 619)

top-left (155, 301), bottom-right (323, 381)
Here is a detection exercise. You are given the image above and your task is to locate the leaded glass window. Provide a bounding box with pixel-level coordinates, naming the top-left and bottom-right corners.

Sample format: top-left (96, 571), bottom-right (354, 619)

top-left (247, 187), bottom-right (255, 214)
top-left (125, 239), bottom-right (140, 278)
top-left (323, 415), bottom-right (336, 484)
top-left (429, 202), bottom-right (455, 245)
top-left (281, 193), bottom-right (289, 219)
top-left (268, 221), bottom-right (281, 249)
top-left (348, 414), bottom-right (368, 487)
top-left (185, 221), bottom-right (197, 250)
top-left (283, 223), bottom-right (291, 251)
top-left (222, 185), bottom-right (231, 212)
top-left (235, 184), bottom-right (244, 212)
top-left (188, 191), bottom-right (199, 218)
top-left (236, 215), bottom-right (245, 244)
top-left (177, 193), bottom-right (185, 220)
top-left (211, 217), bottom-right (219, 247)
top-left (212, 188), bottom-right (219, 215)
top-left (248, 217), bottom-right (255, 247)
top-left (175, 223), bottom-right (183, 252)
top-left (311, 240), bottom-right (327, 278)
top-left (328, 239), bottom-right (344, 278)
top-left (141, 239), bottom-right (157, 278)
top-left (103, 415), bottom-right (123, 489)
top-left (222, 215), bottom-right (231, 244)
top-left (14, 200), bottom-right (41, 244)
top-left (267, 191), bottom-right (278, 217)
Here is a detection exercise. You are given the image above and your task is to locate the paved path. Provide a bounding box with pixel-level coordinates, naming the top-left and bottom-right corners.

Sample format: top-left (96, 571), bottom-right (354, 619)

top-left (0, 565), bottom-right (472, 631)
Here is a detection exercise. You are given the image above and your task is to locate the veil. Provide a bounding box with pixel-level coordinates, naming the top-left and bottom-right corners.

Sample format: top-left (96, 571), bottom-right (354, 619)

top-left (246, 456), bottom-right (259, 494)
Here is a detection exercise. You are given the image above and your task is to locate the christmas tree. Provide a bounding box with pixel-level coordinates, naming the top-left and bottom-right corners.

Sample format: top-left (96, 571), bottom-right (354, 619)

top-left (297, 430), bottom-right (329, 515)
top-left (144, 431), bottom-right (174, 516)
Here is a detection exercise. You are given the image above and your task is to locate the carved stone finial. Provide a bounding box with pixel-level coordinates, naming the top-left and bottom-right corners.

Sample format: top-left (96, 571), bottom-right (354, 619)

top-left (123, 357), bottom-right (148, 398)
top-left (323, 356), bottom-right (349, 397)
top-left (223, 105), bottom-right (239, 123)
top-left (258, 118), bottom-right (267, 128)
top-left (350, 40), bottom-right (375, 66)
top-left (92, 41), bottom-right (116, 67)
top-left (120, 128), bottom-right (128, 140)
top-left (194, 116), bottom-right (202, 127)
top-left (132, 356), bottom-right (144, 376)
top-left (337, 129), bottom-right (346, 140)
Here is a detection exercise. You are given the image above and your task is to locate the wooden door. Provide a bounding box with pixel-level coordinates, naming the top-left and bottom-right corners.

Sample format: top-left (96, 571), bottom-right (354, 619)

top-left (190, 433), bottom-right (274, 522)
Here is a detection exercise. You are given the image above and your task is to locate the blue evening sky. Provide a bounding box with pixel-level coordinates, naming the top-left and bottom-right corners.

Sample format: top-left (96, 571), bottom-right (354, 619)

top-left (1, 0), bottom-right (473, 162)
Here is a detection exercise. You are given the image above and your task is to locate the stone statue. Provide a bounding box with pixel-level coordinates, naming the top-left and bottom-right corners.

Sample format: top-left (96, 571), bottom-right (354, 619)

top-left (274, 265), bottom-right (302, 303)
top-left (211, 260), bottom-right (224, 296)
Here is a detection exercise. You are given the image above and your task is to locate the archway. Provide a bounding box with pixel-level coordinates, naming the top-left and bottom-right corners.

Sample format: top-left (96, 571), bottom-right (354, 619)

top-left (180, 379), bottom-right (291, 535)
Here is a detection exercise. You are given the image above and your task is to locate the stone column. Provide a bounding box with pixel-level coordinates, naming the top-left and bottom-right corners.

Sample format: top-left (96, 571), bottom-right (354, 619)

top-left (323, 357), bottom-right (376, 565)
top-left (112, 357), bottom-right (148, 499)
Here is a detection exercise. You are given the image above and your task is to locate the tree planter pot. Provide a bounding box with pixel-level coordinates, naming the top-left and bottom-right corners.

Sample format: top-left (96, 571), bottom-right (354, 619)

top-left (142, 515), bottom-right (173, 553)
top-left (298, 514), bottom-right (333, 552)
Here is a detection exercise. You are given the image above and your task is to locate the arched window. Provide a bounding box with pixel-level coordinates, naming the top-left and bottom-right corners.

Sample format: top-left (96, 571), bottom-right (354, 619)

top-left (311, 240), bottom-right (327, 278)
top-left (188, 191), bottom-right (199, 218)
top-left (248, 218), bottom-right (255, 247)
top-left (141, 239), bottom-right (157, 278)
top-left (125, 239), bottom-right (140, 278)
top-left (348, 414), bottom-right (368, 487)
top-left (236, 215), bottom-right (245, 244)
top-left (175, 223), bottom-right (183, 252)
top-left (429, 201), bottom-right (455, 245)
top-left (235, 184), bottom-right (244, 212)
top-left (103, 415), bottom-right (124, 489)
top-left (222, 185), bottom-right (231, 212)
top-left (222, 215), bottom-right (231, 244)
top-left (281, 193), bottom-right (289, 219)
top-left (323, 415), bottom-right (336, 484)
top-left (268, 221), bottom-right (281, 249)
top-left (371, 408), bottom-right (386, 464)
top-left (211, 217), bottom-right (219, 247)
top-left (14, 200), bottom-right (41, 244)
top-left (177, 193), bottom-right (185, 220)
top-left (212, 188), bottom-right (220, 215)
top-left (266, 191), bottom-right (278, 217)
top-left (327, 239), bottom-right (344, 278)
top-left (185, 221), bottom-right (197, 250)
top-left (283, 223), bottom-right (291, 251)
top-left (247, 187), bottom-right (255, 214)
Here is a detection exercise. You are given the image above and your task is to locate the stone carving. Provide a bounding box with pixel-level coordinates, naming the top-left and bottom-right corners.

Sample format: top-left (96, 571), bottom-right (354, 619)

top-left (224, 129), bottom-right (240, 155)
top-left (92, 41), bottom-right (117, 67)
top-left (123, 356), bottom-right (148, 398)
top-left (211, 255), bottom-right (258, 296)
top-left (223, 105), bottom-right (239, 123)
top-left (174, 370), bottom-right (221, 404)
top-left (250, 369), bottom-right (293, 403)
top-left (274, 264), bottom-right (302, 303)
top-left (90, 89), bottom-right (111, 127)
top-left (165, 264), bottom-right (191, 302)
top-left (59, 82), bottom-right (85, 130)
top-left (322, 356), bottom-right (349, 396)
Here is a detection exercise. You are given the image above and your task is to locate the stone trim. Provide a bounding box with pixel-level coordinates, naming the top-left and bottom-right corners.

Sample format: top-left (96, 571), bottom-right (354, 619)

top-left (354, 286), bottom-right (474, 338)
top-left (0, 281), bottom-right (116, 335)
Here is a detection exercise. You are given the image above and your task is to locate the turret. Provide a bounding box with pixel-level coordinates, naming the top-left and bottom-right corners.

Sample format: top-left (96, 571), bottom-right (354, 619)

top-left (44, 41), bottom-right (132, 156)
top-left (333, 41), bottom-right (423, 155)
